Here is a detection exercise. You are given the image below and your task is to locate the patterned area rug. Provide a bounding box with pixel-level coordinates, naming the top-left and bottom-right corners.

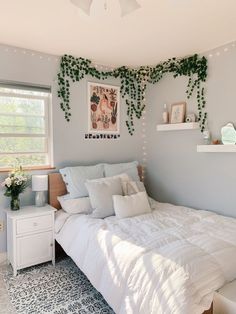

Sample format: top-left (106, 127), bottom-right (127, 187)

top-left (3, 258), bottom-right (115, 314)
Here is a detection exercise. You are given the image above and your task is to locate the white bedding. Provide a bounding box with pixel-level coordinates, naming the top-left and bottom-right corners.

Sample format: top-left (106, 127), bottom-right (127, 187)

top-left (55, 200), bottom-right (236, 314)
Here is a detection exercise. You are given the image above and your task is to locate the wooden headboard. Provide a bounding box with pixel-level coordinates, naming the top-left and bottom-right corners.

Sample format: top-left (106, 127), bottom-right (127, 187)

top-left (48, 165), bottom-right (143, 210)
top-left (48, 173), bottom-right (67, 209)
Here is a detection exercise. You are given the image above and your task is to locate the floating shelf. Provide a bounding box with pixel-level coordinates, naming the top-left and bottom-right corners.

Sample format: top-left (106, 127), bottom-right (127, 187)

top-left (197, 145), bottom-right (236, 153)
top-left (156, 122), bottom-right (199, 131)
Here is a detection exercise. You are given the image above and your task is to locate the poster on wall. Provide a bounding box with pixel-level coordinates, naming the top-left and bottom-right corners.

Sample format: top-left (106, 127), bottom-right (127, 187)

top-left (88, 82), bottom-right (120, 135)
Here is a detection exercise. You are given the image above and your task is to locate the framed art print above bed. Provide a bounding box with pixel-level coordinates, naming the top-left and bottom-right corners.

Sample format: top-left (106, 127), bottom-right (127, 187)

top-left (88, 82), bottom-right (120, 134)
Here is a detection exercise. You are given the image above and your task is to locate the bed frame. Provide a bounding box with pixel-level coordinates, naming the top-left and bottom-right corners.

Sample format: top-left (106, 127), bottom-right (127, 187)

top-left (48, 168), bottom-right (213, 314)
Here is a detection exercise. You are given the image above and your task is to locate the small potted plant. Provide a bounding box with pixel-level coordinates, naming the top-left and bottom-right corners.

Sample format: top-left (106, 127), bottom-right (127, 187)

top-left (102, 114), bottom-right (110, 129)
top-left (91, 112), bottom-right (97, 129)
top-left (111, 103), bottom-right (117, 124)
top-left (2, 166), bottom-right (29, 210)
top-left (90, 93), bottom-right (100, 112)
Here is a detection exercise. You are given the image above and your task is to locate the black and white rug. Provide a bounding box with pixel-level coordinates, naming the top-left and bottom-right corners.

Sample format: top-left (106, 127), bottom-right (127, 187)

top-left (3, 258), bottom-right (115, 314)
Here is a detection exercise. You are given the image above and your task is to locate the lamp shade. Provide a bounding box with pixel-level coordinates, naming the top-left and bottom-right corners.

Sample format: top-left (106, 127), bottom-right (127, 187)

top-left (32, 175), bottom-right (48, 192)
top-left (119, 0), bottom-right (140, 17)
top-left (70, 0), bottom-right (93, 15)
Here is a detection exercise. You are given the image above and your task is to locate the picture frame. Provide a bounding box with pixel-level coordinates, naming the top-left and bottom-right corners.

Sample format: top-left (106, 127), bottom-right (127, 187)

top-left (170, 102), bottom-right (186, 124)
top-left (88, 82), bottom-right (120, 134)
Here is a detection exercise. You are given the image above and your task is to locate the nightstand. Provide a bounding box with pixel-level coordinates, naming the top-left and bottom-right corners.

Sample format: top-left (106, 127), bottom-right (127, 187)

top-left (5, 205), bottom-right (56, 276)
top-left (214, 280), bottom-right (236, 314)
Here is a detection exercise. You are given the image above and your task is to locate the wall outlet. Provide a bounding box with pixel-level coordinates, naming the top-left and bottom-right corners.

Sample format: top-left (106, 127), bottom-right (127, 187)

top-left (0, 221), bottom-right (3, 232)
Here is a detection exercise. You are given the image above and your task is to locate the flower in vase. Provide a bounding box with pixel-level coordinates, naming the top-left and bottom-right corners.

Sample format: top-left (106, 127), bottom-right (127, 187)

top-left (2, 166), bottom-right (30, 210)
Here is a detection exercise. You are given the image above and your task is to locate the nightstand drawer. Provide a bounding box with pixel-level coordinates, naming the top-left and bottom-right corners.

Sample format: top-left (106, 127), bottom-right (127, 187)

top-left (16, 214), bottom-right (53, 234)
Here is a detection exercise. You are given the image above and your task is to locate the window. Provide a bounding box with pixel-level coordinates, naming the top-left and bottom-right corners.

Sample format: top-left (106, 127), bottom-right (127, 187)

top-left (0, 83), bottom-right (53, 169)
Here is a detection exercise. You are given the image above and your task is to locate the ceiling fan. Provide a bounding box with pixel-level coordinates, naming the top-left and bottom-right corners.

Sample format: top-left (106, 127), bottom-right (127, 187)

top-left (70, 0), bottom-right (141, 17)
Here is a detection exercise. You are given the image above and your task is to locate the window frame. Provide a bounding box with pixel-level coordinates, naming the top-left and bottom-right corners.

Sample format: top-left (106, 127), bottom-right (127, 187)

top-left (0, 85), bottom-right (54, 171)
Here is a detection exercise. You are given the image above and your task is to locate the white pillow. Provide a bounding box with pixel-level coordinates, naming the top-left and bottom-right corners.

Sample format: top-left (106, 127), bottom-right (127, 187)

top-left (57, 194), bottom-right (93, 214)
top-left (104, 161), bottom-right (139, 181)
top-left (113, 191), bottom-right (151, 219)
top-left (59, 164), bottom-right (104, 198)
top-left (122, 180), bottom-right (146, 196)
top-left (85, 177), bottom-right (123, 219)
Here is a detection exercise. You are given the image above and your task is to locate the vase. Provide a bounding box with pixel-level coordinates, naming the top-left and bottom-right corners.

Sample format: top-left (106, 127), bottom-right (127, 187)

top-left (10, 196), bottom-right (20, 211)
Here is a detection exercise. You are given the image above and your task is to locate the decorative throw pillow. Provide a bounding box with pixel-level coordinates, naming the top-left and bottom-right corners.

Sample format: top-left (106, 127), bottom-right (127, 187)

top-left (104, 161), bottom-right (139, 181)
top-left (57, 194), bottom-right (93, 214)
top-left (122, 180), bottom-right (146, 196)
top-left (85, 177), bottom-right (123, 219)
top-left (59, 164), bottom-right (104, 198)
top-left (113, 191), bottom-right (151, 219)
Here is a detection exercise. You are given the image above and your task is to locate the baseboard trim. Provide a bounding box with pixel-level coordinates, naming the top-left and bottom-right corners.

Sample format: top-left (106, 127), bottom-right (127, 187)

top-left (0, 252), bottom-right (7, 264)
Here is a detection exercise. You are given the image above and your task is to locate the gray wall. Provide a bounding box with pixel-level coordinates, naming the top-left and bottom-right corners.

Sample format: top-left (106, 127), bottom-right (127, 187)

top-left (1, 42), bottom-right (236, 252)
top-left (145, 44), bottom-right (236, 218)
top-left (0, 44), bottom-right (142, 252)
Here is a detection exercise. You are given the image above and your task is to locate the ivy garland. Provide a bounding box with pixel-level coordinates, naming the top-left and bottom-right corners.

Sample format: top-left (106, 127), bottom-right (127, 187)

top-left (57, 54), bottom-right (207, 135)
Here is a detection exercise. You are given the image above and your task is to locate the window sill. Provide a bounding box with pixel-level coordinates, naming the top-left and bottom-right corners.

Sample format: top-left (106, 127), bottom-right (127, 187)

top-left (0, 166), bottom-right (56, 173)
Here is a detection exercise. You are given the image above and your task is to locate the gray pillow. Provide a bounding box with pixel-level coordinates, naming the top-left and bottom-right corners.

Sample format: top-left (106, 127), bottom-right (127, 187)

top-left (104, 161), bottom-right (139, 181)
top-left (60, 164), bottom-right (104, 198)
top-left (85, 177), bottom-right (123, 219)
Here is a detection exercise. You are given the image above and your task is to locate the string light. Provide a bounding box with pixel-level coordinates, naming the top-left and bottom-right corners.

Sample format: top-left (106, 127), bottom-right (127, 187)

top-left (104, 0), bottom-right (108, 11)
top-left (2, 39), bottom-right (236, 67)
top-left (207, 41), bottom-right (236, 58)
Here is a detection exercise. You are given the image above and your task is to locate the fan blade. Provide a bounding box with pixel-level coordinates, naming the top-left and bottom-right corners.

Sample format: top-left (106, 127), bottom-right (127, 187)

top-left (71, 0), bottom-right (93, 15)
top-left (119, 0), bottom-right (140, 17)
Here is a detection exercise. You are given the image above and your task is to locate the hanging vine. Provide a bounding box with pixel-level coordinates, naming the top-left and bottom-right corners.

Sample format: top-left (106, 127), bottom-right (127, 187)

top-left (57, 54), bottom-right (207, 135)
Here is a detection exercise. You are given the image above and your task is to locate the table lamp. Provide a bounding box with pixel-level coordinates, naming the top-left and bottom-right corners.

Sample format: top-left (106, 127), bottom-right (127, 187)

top-left (32, 175), bottom-right (48, 207)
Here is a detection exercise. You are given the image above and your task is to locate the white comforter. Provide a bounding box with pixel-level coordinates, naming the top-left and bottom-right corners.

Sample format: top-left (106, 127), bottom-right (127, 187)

top-left (55, 200), bottom-right (236, 314)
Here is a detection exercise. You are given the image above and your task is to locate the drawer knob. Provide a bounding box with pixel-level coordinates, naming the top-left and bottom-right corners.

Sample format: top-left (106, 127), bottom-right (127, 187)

top-left (33, 222), bottom-right (38, 227)
top-left (50, 243), bottom-right (53, 247)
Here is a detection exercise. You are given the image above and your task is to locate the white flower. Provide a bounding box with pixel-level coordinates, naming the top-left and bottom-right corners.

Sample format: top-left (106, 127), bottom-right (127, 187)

top-left (4, 177), bottom-right (12, 187)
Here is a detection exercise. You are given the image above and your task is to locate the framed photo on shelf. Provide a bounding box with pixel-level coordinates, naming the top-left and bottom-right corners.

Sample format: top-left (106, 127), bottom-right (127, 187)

top-left (170, 102), bottom-right (186, 124)
top-left (88, 82), bottom-right (120, 134)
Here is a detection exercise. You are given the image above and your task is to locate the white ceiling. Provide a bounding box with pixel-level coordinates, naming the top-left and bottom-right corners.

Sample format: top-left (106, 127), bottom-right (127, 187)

top-left (0, 0), bottom-right (236, 66)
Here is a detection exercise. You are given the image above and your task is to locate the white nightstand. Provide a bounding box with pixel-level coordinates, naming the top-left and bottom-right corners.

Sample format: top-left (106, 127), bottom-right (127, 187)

top-left (214, 280), bottom-right (236, 314)
top-left (5, 205), bottom-right (56, 276)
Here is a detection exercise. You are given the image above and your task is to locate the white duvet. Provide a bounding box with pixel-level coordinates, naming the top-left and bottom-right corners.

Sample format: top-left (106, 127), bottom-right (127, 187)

top-left (55, 200), bottom-right (236, 314)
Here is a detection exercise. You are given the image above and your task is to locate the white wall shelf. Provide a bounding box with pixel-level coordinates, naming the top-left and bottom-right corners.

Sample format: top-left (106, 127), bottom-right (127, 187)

top-left (156, 122), bottom-right (199, 131)
top-left (197, 145), bottom-right (236, 153)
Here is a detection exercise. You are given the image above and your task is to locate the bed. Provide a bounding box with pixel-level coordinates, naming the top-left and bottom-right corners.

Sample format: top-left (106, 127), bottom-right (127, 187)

top-left (49, 172), bottom-right (236, 314)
